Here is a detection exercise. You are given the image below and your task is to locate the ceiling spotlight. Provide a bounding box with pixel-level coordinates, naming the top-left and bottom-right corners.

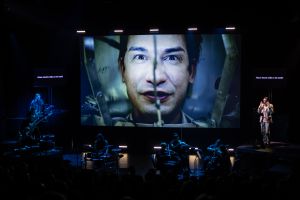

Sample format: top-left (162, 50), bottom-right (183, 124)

top-left (149, 28), bottom-right (159, 32)
top-left (187, 27), bottom-right (198, 31)
top-left (76, 30), bottom-right (86, 34)
top-left (114, 29), bottom-right (124, 33)
top-left (225, 26), bottom-right (236, 30)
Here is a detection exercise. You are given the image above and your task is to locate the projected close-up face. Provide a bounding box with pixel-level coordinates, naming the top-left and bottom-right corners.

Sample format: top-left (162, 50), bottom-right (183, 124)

top-left (120, 35), bottom-right (195, 124)
top-left (80, 33), bottom-right (241, 128)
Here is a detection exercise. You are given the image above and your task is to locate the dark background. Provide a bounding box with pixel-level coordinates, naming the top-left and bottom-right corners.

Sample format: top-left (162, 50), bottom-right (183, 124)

top-left (1, 1), bottom-right (299, 153)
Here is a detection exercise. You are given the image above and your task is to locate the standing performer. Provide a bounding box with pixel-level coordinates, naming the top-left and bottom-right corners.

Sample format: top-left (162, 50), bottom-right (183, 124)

top-left (29, 93), bottom-right (45, 121)
top-left (257, 97), bottom-right (274, 147)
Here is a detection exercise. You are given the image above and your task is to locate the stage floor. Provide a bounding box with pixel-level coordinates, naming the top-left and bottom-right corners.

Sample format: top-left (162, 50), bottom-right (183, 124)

top-left (2, 140), bottom-right (300, 177)
top-left (63, 152), bottom-right (205, 177)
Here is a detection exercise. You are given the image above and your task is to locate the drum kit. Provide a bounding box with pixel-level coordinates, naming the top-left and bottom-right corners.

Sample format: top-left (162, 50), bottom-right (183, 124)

top-left (82, 144), bottom-right (123, 171)
top-left (204, 143), bottom-right (230, 174)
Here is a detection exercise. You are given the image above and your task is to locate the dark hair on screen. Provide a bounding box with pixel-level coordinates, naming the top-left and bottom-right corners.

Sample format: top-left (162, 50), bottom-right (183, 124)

top-left (118, 34), bottom-right (203, 70)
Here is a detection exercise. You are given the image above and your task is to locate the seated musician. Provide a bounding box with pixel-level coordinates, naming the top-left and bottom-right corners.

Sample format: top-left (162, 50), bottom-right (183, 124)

top-left (93, 133), bottom-right (109, 154)
top-left (90, 133), bottom-right (122, 172)
top-left (204, 139), bottom-right (231, 175)
top-left (170, 133), bottom-right (190, 151)
top-left (207, 139), bottom-right (221, 155)
top-left (170, 133), bottom-right (190, 174)
top-left (156, 142), bottom-right (181, 174)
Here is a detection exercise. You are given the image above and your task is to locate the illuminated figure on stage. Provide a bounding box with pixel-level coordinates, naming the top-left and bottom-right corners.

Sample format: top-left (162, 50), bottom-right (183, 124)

top-left (155, 142), bottom-right (180, 175)
top-left (204, 139), bottom-right (231, 175)
top-left (19, 93), bottom-right (54, 144)
top-left (170, 133), bottom-right (191, 173)
top-left (257, 97), bottom-right (274, 146)
top-left (29, 93), bottom-right (45, 121)
top-left (18, 93), bottom-right (45, 143)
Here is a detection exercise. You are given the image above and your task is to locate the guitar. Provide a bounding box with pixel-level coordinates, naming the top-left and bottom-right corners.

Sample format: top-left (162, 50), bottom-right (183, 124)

top-left (19, 107), bottom-right (54, 140)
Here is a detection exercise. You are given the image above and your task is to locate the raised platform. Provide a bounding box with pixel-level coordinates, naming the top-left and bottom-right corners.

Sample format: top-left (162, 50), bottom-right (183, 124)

top-left (236, 141), bottom-right (300, 158)
top-left (235, 141), bottom-right (300, 175)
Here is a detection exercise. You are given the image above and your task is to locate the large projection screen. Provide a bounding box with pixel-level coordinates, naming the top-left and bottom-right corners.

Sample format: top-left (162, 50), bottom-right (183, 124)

top-left (80, 34), bottom-right (240, 128)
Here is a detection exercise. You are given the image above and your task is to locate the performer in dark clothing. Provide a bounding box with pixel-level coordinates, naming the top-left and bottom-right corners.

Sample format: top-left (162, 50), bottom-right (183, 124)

top-left (204, 139), bottom-right (231, 176)
top-left (29, 93), bottom-right (45, 121)
top-left (156, 142), bottom-right (181, 175)
top-left (170, 133), bottom-right (191, 174)
top-left (93, 133), bottom-right (109, 154)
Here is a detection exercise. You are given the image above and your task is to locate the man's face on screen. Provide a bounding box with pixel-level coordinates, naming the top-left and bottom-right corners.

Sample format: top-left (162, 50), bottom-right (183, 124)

top-left (121, 35), bottom-right (194, 123)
